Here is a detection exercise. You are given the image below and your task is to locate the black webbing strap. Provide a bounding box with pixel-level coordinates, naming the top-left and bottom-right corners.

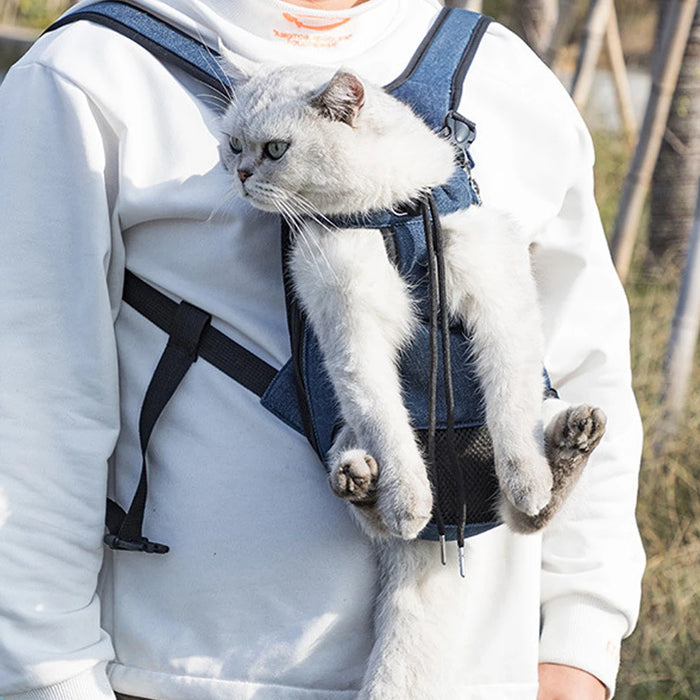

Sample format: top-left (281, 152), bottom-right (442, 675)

top-left (122, 271), bottom-right (277, 396)
top-left (105, 271), bottom-right (278, 553)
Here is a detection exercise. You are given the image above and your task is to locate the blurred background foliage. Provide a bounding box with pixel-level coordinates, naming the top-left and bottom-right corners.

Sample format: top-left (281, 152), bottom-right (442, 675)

top-left (0, 0), bottom-right (70, 27)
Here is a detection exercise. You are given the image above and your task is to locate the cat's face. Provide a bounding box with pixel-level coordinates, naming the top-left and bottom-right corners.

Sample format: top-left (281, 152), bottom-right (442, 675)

top-left (219, 63), bottom-right (456, 218)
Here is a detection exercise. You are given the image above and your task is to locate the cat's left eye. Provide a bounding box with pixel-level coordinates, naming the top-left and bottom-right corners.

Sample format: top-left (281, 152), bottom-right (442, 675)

top-left (264, 141), bottom-right (289, 160)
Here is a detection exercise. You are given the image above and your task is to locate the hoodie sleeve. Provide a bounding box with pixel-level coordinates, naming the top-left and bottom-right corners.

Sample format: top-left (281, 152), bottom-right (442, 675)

top-left (0, 59), bottom-right (121, 700)
top-left (532, 118), bottom-right (645, 698)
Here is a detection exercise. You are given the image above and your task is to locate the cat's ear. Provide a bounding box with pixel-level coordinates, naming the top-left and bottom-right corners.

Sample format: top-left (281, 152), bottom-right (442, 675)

top-left (218, 41), bottom-right (257, 86)
top-left (310, 71), bottom-right (365, 126)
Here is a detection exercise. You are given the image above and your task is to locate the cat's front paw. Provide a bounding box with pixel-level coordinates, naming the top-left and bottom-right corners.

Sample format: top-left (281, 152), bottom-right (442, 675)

top-left (328, 449), bottom-right (379, 505)
top-left (546, 404), bottom-right (607, 467)
top-left (497, 452), bottom-right (552, 517)
top-left (503, 405), bottom-right (607, 533)
top-left (497, 451), bottom-right (552, 534)
top-left (328, 445), bottom-right (432, 540)
top-left (375, 456), bottom-right (433, 540)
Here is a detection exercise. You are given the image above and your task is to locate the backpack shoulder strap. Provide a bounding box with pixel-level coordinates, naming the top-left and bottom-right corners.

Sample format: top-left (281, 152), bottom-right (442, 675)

top-left (44, 0), bottom-right (229, 94)
top-left (328, 8), bottom-right (491, 231)
top-left (385, 7), bottom-right (491, 133)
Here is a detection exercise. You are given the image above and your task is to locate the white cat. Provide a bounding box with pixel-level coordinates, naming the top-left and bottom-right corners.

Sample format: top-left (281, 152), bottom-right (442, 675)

top-left (219, 60), bottom-right (606, 699)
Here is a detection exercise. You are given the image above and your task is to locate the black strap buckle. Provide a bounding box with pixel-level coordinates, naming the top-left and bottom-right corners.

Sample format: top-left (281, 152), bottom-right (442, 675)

top-left (441, 110), bottom-right (477, 169)
top-left (104, 533), bottom-right (170, 554)
top-left (103, 290), bottom-right (213, 556)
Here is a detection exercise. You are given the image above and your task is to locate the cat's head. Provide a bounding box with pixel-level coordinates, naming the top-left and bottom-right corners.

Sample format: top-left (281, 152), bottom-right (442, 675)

top-left (218, 56), bottom-right (457, 218)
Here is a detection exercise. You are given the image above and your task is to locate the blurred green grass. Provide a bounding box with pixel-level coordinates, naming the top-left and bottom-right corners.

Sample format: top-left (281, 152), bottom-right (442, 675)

top-left (592, 131), bottom-right (700, 700)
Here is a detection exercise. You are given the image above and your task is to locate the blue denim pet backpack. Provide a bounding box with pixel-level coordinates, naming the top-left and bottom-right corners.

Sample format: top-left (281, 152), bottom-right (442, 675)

top-left (46, 2), bottom-right (519, 563)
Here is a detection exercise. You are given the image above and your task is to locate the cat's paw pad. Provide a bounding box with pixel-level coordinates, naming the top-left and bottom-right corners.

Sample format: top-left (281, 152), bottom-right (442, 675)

top-left (328, 449), bottom-right (379, 504)
top-left (546, 405), bottom-right (607, 469)
top-left (499, 455), bottom-right (553, 516)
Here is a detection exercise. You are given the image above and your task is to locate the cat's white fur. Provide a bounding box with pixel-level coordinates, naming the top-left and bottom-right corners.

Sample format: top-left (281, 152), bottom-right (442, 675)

top-left (219, 58), bottom-right (606, 698)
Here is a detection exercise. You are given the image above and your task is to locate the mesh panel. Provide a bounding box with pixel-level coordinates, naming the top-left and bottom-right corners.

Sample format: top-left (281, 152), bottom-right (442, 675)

top-left (415, 425), bottom-right (501, 527)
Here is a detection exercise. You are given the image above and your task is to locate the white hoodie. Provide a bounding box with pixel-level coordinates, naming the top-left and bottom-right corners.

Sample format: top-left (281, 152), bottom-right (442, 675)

top-left (0, 1), bottom-right (644, 698)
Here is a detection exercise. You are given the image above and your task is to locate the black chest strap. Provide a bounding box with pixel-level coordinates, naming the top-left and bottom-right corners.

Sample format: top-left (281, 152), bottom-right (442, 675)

top-left (106, 272), bottom-right (278, 553)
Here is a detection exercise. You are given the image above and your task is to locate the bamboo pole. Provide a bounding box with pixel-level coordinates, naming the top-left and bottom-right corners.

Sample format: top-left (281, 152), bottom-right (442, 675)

top-left (444, 0), bottom-right (483, 11)
top-left (0, 0), bottom-right (19, 25)
top-left (544, 0), bottom-right (579, 67)
top-left (518, 0), bottom-right (559, 58)
top-left (571, 0), bottom-right (614, 109)
top-left (605, 3), bottom-right (637, 141)
top-left (610, 0), bottom-right (698, 282)
top-left (659, 177), bottom-right (700, 430)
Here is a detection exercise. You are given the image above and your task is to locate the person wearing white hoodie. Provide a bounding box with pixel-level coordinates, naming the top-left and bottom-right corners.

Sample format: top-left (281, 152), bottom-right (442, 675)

top-left (0, 0), bottom-right (644, 699)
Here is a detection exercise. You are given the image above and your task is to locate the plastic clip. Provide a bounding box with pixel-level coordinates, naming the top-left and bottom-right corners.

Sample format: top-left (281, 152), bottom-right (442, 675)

top-left (441, 110), bottom-right (481, 205)
top-left (104, 533), bottom-right (170, 554)
top-left (441, 110), bottom-right (477, 167)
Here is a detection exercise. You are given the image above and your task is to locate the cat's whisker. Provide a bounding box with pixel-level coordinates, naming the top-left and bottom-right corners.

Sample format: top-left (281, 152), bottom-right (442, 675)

top-left (201, 92), bottom-right (236, 111)
top-left (279, 196), bottom-right (346, 285)
top-left (195, 92), bottom-right (233, 114)
top-left (286, 193), bottom-right (338, 234)
top-left (190, 25), bottom-right (236, 100)
top-left (298, 235), bottom-right (333, 283)
top-left (298, 224), bottom-right (342, 285)
top-left (185, 63), bottom-right (233, 106)
top-left (273, 201), bottom-right (336, 284)
top-left (277, 206), bottom-right (319, 264)
top-left (154, 25), bottom-right (234, 113)
top-left (273, 205), bottom-right (319, 275)
top-left (206, 187), bottom-right (240, 225)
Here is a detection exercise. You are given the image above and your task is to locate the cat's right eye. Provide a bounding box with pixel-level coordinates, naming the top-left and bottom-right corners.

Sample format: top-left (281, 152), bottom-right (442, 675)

top-left (264, 141), bottom-right (289, 160)
top-left (229, 136), bottom-right (243, 154)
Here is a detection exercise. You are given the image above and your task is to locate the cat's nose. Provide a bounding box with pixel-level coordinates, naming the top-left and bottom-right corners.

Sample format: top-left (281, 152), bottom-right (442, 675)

top-left (237, 169), bottom-right (252, 183)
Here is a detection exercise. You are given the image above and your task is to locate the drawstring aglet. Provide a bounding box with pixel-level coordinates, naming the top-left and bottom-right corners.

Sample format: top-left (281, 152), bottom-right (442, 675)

top-left (439, 534), bottom-right (447, 565)
top-left (458, 504), bottom-right (467, 578)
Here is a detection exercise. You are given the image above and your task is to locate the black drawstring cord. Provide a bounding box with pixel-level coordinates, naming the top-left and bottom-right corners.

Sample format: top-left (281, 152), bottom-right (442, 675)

top-left (421, 193), bottom-right (467, 576)
top-left (421, 197), bottom-right (447, 564)
top-left (427, 195), bottom-right (467, 577)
